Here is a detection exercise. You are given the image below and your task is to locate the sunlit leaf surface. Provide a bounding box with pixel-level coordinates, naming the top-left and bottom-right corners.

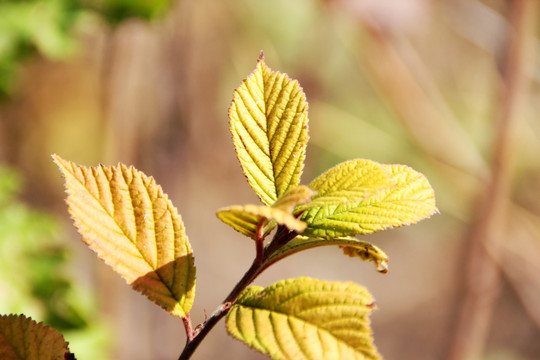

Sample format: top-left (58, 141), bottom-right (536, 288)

top-left (297, 159), bottom-right (437, 239)
top-left (217, 204), bottom-right (305, 240)
top-left (229, 55), bottom-right (309, 206)
top-left (272, 185), bottom-right (314, 211)
top-left (226, 278), bottom-right (381, 360)
top-left (217, 185), bottom-right (313, 239)
top-left (0, 314), bottom-right (72, 360)
top-left (53, 155), bottom-right (196, 318)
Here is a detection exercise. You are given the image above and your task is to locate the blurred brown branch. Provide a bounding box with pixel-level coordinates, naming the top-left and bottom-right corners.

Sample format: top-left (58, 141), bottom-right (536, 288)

top-left (448, 1), bottom-right (538, 359)
top-left (501, 208), bottom-right (540, 329)
top-left (354, 11), bottom-right (488, 180)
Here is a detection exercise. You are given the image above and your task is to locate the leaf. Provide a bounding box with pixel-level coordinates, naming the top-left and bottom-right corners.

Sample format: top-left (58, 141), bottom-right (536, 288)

top-left (52, 155), bottom-right (196, 318)
top-left (297, 159), bottom-right (438, 239)
top-left (272, 185), bottom-right (315, 211)
top-left (216, 205), bottom-right (268, 240)
top-left (265, 236), bottom-right (389, 274)
top-left (229, 54), bottom-right (309, 206)
top-left (217, 185), bottom-right (314, 240)
top-left (217, 205), bottom-right (306, 240)
top-left (340, 245), bottom-right (388, 274)
top-left (226, 278), bottom-right (381, 360)
top-left (0, 314), bottom-right (73, 360)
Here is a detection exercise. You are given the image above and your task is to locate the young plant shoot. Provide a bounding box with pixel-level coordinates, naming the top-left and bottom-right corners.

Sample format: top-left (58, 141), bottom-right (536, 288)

top-left (0, 54), bottom-right (437, 360)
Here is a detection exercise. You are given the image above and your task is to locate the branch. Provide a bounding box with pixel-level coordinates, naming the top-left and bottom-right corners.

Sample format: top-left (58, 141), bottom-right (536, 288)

top-left (357, 17), bottom-right (487, 177)
top-left (177, 258), bottom-right (263, 360)
top-left (447, 1), bottom-right (537, 359)
top-left (177, 224), bottom-right (303, 359)
top-left (182, 314), bottom-right (194, 342)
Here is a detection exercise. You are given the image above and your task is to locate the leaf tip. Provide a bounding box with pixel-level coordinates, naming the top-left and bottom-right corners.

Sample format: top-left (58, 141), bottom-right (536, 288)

top-left (340, 243), bottom-right (389, 274)
top-left (51, 154), bottom-right (71, 177)
top-left (257, 50), bottom-right (264, 63)
top-left (376, 262), bottom-right (389, 274)
top-left (51, 153), bottom-right (62, 166)
top-left (367, 301), bottom-right (377, 309)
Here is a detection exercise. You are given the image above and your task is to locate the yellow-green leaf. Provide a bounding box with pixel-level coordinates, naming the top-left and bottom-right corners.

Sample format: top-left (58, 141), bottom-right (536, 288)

top-left (216, 205), bottom-right (266, 240)
top-left (217, 204), bottom-right (306, 240)
top-left (217, 185), bottom-right (314, 240)
top-left (53, 155), bottom-right (196, 318)
top-left (0, 314), bottom-right (72, 360)
top-left (226, 278), bottom-right (381, 360)
top-left (297, 159), bottom-right (437, 239)
top-left (272, 185), bottom-right (315, 211)
top-left (264, 236), bottom-right (389, 274)
top-left (229, 55), bottom-right (309, 206)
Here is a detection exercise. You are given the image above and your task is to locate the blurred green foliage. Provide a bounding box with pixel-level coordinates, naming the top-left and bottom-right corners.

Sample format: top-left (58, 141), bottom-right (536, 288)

top-left (82, 0), bottom-right (173, 24)
top-left (0, 166), bottom-right (111, 360)
top-left (0, 0), bottom-right (174, 98)
top-left (0, 0), bottom-right (81, 97)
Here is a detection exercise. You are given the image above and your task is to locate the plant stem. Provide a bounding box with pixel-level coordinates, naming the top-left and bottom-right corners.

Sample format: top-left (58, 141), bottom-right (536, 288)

top-left (264, 225), bottom-right (298, 257)
top-left (177, 257), bottom-right (264, 360)
top-left (178, 225), bottom-right (300, 359)
top-left (255, 219), bottom-right (266, 263)
top-left (182, 314), bottom-right (194, 341)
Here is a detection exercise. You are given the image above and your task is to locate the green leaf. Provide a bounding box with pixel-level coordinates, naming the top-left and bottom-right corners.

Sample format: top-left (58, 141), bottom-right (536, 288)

top-left (265, 236), bottom-right (388, 274)
top-left (52, 155), bottom-right (196, 318)
top-left (98, 0), bottom-right (174, 22)
top-left (226, 278), bottom-right (381, 360)
top-left (217, 185), bottom-right (314, 240)
top-left (229, 54), bottom-right (309, 206)
top-left (297, 159), bottom-right (437, 239)
top-left (0, 314), bottom-right (73, 360)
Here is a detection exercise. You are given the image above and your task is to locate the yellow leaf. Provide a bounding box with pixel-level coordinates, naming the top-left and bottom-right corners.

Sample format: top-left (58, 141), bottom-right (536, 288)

top-left (297, 159), bottom-right (438, 239)
top-left (217, 204), bottom-right (306, 240)
top-left (272, 185), bottom-right (315, 211)
top-left (0, 314), bottom-right (72, 359)
top-left (229, 55), bottom-right (309, 206)
top-left (53, 155), bottom-right (196, 318)
top-left (226, 278), bottom-right (381, 360)
top-left (216, 205), bottom-right (272, 240)
top-left (217, 185), bottom-right (314, 239)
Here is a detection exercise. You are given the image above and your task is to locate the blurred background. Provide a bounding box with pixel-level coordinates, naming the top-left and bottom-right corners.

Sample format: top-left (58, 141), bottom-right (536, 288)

top-left (1, 0), bottom-right (540, 359)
